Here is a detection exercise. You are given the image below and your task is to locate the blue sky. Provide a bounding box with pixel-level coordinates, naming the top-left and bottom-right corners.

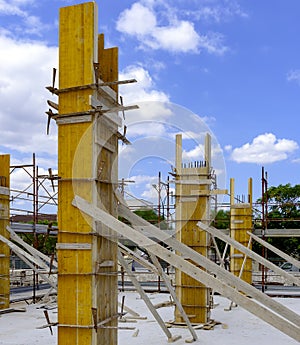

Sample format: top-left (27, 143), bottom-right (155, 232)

top-left (0, 0), bottom-right (300, 209)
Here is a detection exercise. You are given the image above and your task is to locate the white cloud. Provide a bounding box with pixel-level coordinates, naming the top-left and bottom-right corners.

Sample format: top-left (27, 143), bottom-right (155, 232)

top-left (119, 65), bottom-right (171, 132)
top-left (0, 1), bottom-right (24, 16)
top-left (120, 65), bottom-right (169, 104)
top-left (183, 144), bottom-right (204, 161)
top-left (182, 142), bottom-right (224, 162)
top-left (141, 184), bottom-right (162, 201)
top-left (0, 33), bottom-right (58, 155)
top-left (127, 122), bottom-right (167, 137)
top-left (151, 21), bottom-right (200, 53)
top-left (186, 2), bottom-right (248, 23)
top-left (116, 3), bottom-right (156, 36)
top-left (287, 69), bottom-right (300, 85)
top-left (126, 174), bottom-right (160, 202)
top-left (0, 0), bottom-right (48, 37)
top-left (116, 2), bottom-right (228, 54)
top-left (198, 32), bottom-right (228, 55)
top-left (230, 133), bottom-right (299, 164)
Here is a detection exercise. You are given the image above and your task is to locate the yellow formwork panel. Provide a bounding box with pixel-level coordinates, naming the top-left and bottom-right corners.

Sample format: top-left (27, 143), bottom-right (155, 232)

top-left (57, 3), bottom-right (118, 345)
top-left (98, 34), bottom-right (118, 94)
top-left (175, 136), bottom-right (210, 324)
top-left (0, 154), bottom-right (10, 309)
top-left (230, 205), bottom-right (253, 284)
top-left (95, 36), bottom-right (119, 345)
top-left (59, 3), bottom-right (96, 89)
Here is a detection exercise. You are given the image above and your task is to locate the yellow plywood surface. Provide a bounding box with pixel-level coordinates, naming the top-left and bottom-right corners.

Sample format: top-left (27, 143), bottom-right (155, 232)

top-left (59, 3), bottom-right (96, 89)
top-left (0, 155), bottom-right (10, 309)
top-left (58, 3), bottom-right (118, 344)
top-left (230, 205), bottom-right (252, 284)
top-left (175, 136), bottom-right (210, 324)
top-left (229, 179), bottom-right (253, 285)
top-left (98, 34), bottom-right (118, 94)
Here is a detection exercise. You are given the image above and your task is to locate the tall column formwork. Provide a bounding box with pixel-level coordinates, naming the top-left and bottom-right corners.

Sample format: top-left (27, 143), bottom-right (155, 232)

top-left (0, 155), bottom-right (10, 310)
top-left (174, 134), bottom-right (211, 324)
top-left (57, 3), bottom-right (119, 344)
top-left (230, 178), bottom-right (253, 284)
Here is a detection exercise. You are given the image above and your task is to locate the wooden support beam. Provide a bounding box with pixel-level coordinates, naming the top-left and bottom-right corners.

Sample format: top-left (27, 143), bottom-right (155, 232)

top-left (199, 222), bottom-right (300, 287)
top-left (148, 253), bottom-right (197, 342)
top-left (116, 201), bottom-right (300, 329)
top-left (118, 251), bottom-right (181, 343)
top-left (117, 301), bottom-right (141, 318)
top-left (118, 242), bottom-right (158, 274)
top-left (226, 236), bottom-right (252, 311)
top-left (7, 226), bottom-right (57, 268)
top-left (0, 234), bottom-right (57, 289)
top-left (73, 196), bottom-right (300, 342)
top-left (118, 242), bottom-right (197, 341)
top-left (248, 231), bottom-right (300, 269)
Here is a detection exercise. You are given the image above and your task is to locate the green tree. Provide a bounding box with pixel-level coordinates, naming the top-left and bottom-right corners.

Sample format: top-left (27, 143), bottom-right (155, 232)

top-left (212, 209), bottom-right (230, 229)
top-left (211, 209), bottom-right (230, 257)
top-left (134, 209), bottom-right (167, 229)
top-left (259, 183), bottom-right (300, 258)
top-left (18, 220), bottom-right (57, 255)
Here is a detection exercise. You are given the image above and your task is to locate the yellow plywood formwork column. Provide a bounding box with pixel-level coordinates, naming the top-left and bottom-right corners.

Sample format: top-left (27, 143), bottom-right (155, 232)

top-left (0, 154), bottom-right (10, 309)
top-left (230, 178), bottom-right (253, 284)
top-left (175, 134), bottom-right (211, 324)
top-left (57, 3), bottom-right (119, 344)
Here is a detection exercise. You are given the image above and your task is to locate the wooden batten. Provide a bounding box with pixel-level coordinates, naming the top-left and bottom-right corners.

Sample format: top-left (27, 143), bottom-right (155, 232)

top-left (74, 197), bottom-right (300, 343)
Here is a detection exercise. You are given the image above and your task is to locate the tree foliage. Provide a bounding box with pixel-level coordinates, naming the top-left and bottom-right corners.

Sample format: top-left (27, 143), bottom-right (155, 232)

top-left (259, 183), bottom-right (300, 258)
top-left (212, 209), bottom-right (230, 229)
top-left (134, 209), bottom-right (167, 229)
top-left (17, 220), bottom-right (57, 255)
top-left (211, 209), bottom-right (230, 256)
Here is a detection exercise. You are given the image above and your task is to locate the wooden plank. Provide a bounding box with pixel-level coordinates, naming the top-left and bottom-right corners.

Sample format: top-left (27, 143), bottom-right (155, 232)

top-left (118, 242), bottom-right (197, 340)
top-left (118, 251), bottom-right (181, 343)
top-left (0, 235), bottom-right (56, 289)
top-left (248, 231), bottom-right (300, 269)
top-left (117, 301), bottom-right (141, 318)
top-left (210, 189), bottom-right (228, 195)
top-left (73, 196), bottom-right (300, 342)
top-left (175, 134), bottom-right (182, 175)
top-left (115, 198), bottom-right (300, 330)
top-left (0, 187), bottom-right (9, 196)
top-left (56, 243), bottom-right (92, 250)
top-left (175, 180), bottom-right (212, 185)
top-left (56, 115), bottom-right (92, 125)
top-left (199, 222), bottom-right (300, 287)
top-left (148, 253), bottom-right (197, 342)
top-left (0, 307), bottom-right (26, 315)
top-left (118, 242), bottom-right (158, 273)
top-left (253, 228), bottom-right (300, 237)
top-left (7, 226), bottom-right (57, 268)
